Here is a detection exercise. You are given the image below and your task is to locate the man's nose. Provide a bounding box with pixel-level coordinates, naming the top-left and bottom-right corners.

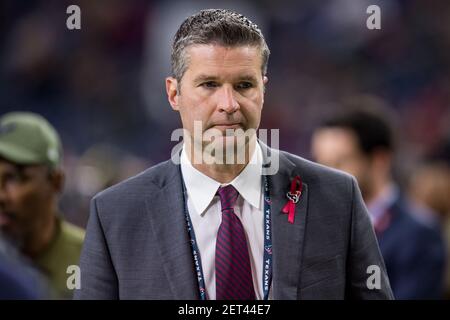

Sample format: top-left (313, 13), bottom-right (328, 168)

top-left (217, 85), bottom-right (239, 114)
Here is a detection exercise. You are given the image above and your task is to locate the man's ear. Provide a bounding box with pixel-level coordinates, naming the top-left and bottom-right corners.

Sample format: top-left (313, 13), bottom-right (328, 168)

top-left (166, 77), bottom-right (180, 111)
top-left (263, 76), bottom-right (268, 94)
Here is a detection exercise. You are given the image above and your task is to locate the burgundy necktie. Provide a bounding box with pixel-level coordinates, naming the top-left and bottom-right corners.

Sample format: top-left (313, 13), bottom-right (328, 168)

top-left (215, 185), bottom-right (256, 300)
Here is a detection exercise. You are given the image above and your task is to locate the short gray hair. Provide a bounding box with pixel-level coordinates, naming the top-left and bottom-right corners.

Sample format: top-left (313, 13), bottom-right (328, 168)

top-left (171, 9), bottom-right (270, 83)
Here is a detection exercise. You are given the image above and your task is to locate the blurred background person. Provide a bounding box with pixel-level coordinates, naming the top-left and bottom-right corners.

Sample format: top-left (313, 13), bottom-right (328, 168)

top-left (311, 99), bottom-right (446, 299)
top-left (408, 157), bottom-right (450, 298)
top-left (0, 112), bottom-right (85, 299)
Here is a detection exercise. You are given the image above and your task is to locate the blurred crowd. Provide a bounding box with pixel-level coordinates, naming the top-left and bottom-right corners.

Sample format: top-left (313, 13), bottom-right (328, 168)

top-left (0, 0), bottom-right (449, 299)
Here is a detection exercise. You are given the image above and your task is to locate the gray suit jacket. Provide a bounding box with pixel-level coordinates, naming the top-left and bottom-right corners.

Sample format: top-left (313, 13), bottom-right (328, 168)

top-left (74, 145), bottom-right (393, 299)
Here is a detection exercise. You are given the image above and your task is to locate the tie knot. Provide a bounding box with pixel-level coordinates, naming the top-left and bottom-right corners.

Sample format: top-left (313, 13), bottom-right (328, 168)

top-left (217, 185), bottom-right (239, 211)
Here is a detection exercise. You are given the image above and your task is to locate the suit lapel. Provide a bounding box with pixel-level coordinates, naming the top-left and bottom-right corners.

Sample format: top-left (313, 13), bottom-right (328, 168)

top-left (261, 144), bottom-right (309, 299)
top-left (145, 162), bottom-right (199, 299)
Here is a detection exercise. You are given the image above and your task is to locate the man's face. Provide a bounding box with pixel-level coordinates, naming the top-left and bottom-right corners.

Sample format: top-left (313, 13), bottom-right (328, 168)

top-left (166, 44), bottom-right (268, 160)
top-left (0, 160), bottom-right (56, 246)
top-left (311, 128), bottom-right (373, 199)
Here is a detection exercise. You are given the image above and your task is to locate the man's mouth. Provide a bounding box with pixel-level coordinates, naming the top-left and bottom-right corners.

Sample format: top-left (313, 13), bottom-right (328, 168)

top-left (211, 123), bottom-right (243, 131)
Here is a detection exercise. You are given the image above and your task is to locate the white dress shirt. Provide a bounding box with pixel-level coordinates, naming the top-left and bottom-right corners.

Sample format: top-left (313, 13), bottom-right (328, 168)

top-left (180, 143), bottom-right (269, 300)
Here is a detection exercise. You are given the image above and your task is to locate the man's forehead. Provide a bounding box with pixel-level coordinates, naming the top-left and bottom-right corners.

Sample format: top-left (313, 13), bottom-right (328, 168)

top-left (315, 128), bottom-right (360, 154)
top-left (318, 127), bottom-right (357, 142)
top-left (185, 44), bottom-right (262, 71)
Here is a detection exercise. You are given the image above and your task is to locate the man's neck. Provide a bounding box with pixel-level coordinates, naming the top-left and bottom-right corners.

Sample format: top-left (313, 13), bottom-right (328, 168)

top-left (187, 139), bottom-right (257, 184)
top-left (24, 212), bottom-right (57, 259)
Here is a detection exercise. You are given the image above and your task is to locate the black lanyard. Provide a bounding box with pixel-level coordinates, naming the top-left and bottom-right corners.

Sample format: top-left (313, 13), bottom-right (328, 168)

top-left (181, 173), bottom-right (273, 300)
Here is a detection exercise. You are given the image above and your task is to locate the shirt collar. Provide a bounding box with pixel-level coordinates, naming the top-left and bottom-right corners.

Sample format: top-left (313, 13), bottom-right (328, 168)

top-left (180, 143), bottom-right (263, 215)
top-left (367, 183), bottom-right (399, 224)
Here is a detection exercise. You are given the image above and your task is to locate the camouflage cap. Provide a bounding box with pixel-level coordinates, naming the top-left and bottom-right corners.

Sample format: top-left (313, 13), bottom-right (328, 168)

top-left (0, 112), bottom-right (62, 168)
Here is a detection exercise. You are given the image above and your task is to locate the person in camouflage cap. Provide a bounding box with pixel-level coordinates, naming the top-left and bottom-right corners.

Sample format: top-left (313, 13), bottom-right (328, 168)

top-left (0, 112), bottom-right (84, 299)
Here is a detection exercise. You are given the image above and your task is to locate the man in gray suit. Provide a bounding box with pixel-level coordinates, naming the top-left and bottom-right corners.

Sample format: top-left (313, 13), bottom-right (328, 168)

top-left (75, 9), bottom-right (393, 300)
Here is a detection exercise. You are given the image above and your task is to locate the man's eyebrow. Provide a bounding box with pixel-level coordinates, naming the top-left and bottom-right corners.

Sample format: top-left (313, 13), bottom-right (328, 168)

top-left (193, 74), bottom-right (220, 83)
top-left (236, 75), bottom-right (258, 82)
top-left (193, 74), bottom-right (259, 83)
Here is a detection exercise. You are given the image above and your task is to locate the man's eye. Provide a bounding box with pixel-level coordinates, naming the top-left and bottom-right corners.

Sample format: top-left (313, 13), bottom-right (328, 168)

top-left (201, 81), bottom-right (219, 88)
top-left (3, 173), bottom-right (22, 186)
top-left (236, 82), bottom-right (253, 90)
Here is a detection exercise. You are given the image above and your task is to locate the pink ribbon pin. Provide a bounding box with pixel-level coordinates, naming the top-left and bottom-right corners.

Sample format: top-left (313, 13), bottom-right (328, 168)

top-left (282, 175), bottom-right (303, 224)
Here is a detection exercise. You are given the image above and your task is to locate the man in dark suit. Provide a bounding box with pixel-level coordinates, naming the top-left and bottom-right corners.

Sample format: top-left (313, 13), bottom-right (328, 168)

top-left (75, 9), bottom-right (393, 300)
top-left (312, 99), bottom-right (446, 299)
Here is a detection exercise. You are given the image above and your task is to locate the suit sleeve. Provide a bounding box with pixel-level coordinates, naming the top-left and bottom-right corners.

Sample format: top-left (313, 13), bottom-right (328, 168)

top-left (346, 177), bottom-right (395, 299)
top-left (73, 197), bottom-right (119, 300)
